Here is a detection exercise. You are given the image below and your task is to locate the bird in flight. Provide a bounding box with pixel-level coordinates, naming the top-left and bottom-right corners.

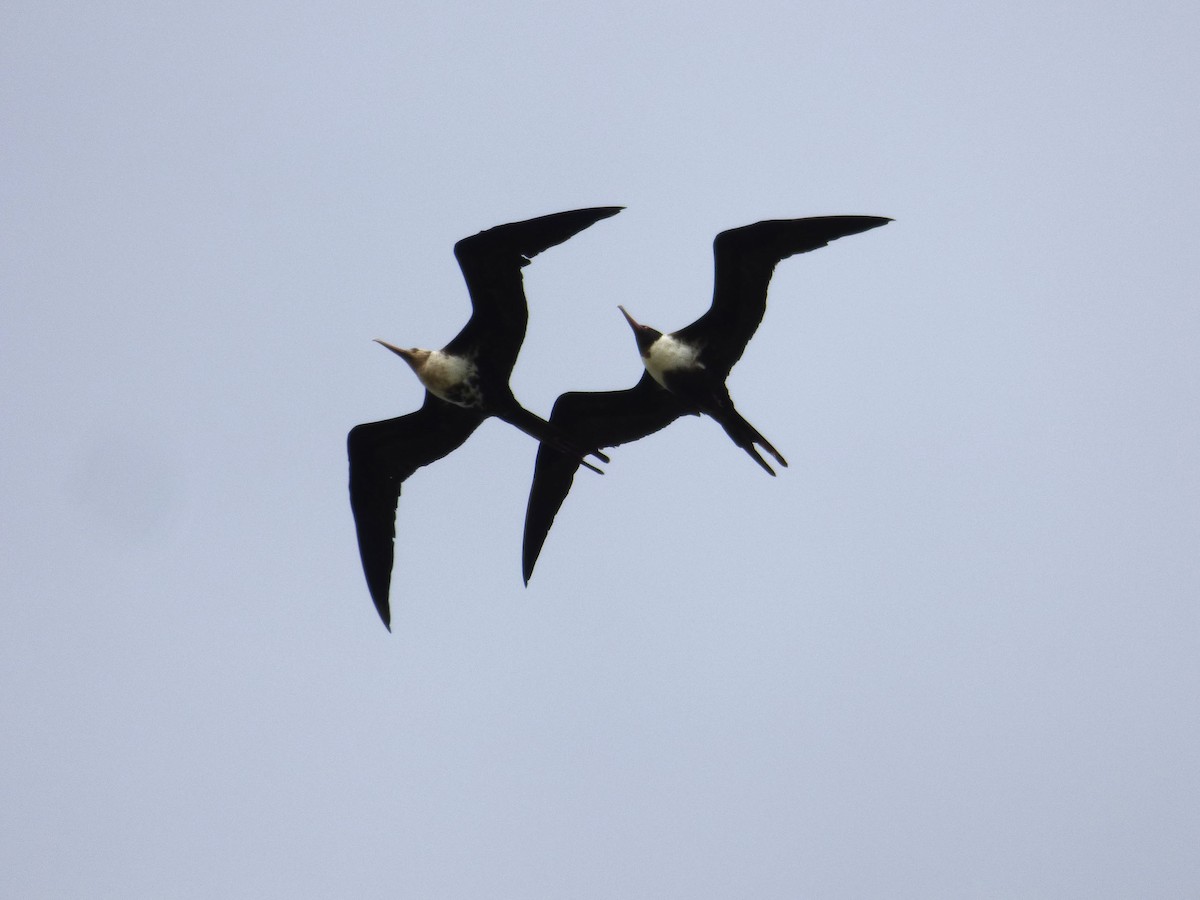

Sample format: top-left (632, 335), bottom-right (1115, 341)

top-left (349, 207), bottom-right (621, 629)
top-left (521, 214), bottom-right (891, 584)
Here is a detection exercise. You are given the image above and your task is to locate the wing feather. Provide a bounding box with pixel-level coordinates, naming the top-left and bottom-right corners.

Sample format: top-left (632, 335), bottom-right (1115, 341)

top-left (522, 373), bottom-right (685, 583)
top-left (677, 215), bottom-right (891, 376)
top-left (347, 395), bottom-right (484, 628)
top-left (447, 207), bottom-right (622, 376)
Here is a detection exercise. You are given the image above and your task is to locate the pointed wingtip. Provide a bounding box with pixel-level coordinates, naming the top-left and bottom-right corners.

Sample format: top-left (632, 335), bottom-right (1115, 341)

top-left (522, 541), bottom-right (542, 586)
top-left (847, 215), bottom-right (892, 235)
top-left (574, 206), bottom-right (624, 229)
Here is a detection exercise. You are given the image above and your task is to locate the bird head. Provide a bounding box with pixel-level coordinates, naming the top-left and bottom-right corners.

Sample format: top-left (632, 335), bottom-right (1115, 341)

top-left (618, 306), bottom-right (661, 358)
top-left (375, 340), bottom-right (431, 374)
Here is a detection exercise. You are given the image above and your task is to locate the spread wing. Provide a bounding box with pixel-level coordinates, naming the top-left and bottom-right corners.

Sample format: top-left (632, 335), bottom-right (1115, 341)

top-left (676, 215), bottom-right (891, 377)
top-left (522, 372), bottom-right (687, 583)
top-left (347, 394), bottom-right (484, 629)
top-left (447, 207), bottom-right (623, 377)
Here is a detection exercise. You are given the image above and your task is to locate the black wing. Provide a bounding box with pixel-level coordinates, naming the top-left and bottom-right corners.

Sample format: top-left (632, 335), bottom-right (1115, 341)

top-left (446, 207), bottom-right (623, 377)
top-left (676, 215), bottom-right (891, 377)
top-left (522, 372), bottom-right (687, 583)
top-left (347, 394), bottom-right (485, 629)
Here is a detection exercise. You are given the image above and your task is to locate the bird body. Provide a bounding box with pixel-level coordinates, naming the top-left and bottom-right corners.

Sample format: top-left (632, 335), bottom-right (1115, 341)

top-left (348, 206), bottom-right (621, 629)
top-left (377, 344), bottom-right (482, 408)
top-left (617, 303), bottom-right (785, 474)
top-left (521, 214), bottom-right (891, 584)
top-left (635, 325), bottom-right (706, 388)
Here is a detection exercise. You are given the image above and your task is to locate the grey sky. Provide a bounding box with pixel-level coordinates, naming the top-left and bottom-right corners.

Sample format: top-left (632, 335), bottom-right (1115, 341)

top-left (3, 1), bottom-right (1199, 897)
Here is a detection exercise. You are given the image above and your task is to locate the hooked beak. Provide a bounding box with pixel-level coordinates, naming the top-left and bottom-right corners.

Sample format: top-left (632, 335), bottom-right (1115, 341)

top-left (618, 305), bottom-right (642, 332)
top-left (374, 339), bottom-right (419, 369)
top-left (375, 339), bottom-right (410, 359)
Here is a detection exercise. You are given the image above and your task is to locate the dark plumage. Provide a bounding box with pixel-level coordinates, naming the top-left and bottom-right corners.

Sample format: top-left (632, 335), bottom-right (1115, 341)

top-left (522, 214), bottom-right (891, 584)
top-left (349, 207), bottom-right (621, 629)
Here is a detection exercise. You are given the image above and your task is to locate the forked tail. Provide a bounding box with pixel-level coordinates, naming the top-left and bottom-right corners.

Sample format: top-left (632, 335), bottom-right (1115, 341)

top-left (713, 407), bottom-right (788, 476)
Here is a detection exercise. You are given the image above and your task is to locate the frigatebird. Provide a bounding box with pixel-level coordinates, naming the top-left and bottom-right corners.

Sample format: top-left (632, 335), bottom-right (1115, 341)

top-left (349, 207), bottom-right (621, 629)
top-left (521, 214), bottom-right (890, 583)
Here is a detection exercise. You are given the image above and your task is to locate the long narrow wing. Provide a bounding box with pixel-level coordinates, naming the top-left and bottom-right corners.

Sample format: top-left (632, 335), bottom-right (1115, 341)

top-left (522, 373), bottom-right (687, 583)
top-left (447, 207), bottom-right (623, 377)
top-left (347, 394), bottom-right (485, 629)
top-left (676, 215), bottom-right (891, 377)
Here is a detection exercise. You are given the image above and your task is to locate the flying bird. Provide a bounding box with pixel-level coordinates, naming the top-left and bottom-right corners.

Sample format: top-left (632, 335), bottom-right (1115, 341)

top-left (522, 214), bottom-right (891, 584)
top-left (349, 207), bottom-right (621, 629)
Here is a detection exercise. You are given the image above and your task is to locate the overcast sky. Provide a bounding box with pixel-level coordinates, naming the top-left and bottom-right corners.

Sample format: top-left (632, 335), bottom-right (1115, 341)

top-left (4, 1), bottom-right (1199, 897)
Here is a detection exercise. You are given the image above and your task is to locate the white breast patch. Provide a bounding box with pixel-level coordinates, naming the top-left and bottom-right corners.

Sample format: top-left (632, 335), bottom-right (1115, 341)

top-left (420, 351), bottom-right (481, 407)
top-left (644, 334), bottom-right (703, 387)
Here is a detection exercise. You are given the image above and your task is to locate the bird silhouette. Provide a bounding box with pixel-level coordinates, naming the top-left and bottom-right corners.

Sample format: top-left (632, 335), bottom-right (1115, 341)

top-left (522, 214), bottom-right (890, 584)
top-left (349, 207), bottom-right (621, 628)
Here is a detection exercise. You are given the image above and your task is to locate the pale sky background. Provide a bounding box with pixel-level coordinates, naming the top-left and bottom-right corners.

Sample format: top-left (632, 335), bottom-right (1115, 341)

top-left (3, 1), bottom-right (1199, 897)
